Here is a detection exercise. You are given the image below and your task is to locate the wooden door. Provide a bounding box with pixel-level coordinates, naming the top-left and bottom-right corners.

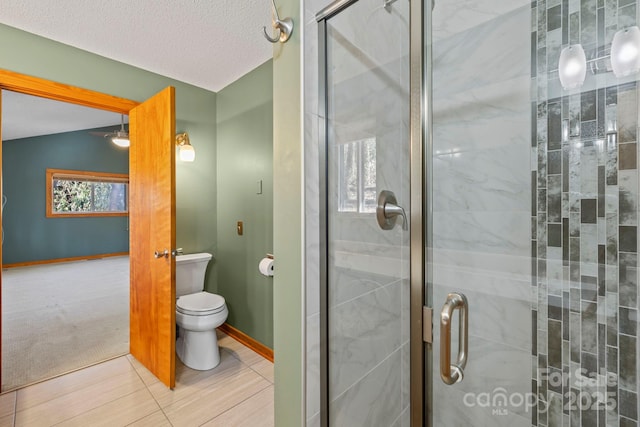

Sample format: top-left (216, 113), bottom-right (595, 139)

top-left (129, 86), bottom-right (176, 388)
top-left (0, 90), bottom-right (3, 388)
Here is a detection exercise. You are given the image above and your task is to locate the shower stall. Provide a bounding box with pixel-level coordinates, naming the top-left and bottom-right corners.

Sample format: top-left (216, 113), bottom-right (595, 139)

top-left (305, 0), bottom-right (640, 425)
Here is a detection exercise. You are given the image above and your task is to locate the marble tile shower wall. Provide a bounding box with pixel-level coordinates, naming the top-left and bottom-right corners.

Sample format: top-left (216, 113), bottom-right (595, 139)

top-left (430, 3), bottom-right (532, 427)
top-left (532, 0), bottom-right (640, 426)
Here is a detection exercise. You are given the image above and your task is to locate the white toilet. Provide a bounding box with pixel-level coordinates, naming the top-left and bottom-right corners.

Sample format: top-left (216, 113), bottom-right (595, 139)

top-left (175, 252), bottom-right (228, 370)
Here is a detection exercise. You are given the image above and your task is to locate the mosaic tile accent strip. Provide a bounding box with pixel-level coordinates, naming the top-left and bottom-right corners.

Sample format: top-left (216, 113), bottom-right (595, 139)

top-left (533, 1), bottom-right (639, 425)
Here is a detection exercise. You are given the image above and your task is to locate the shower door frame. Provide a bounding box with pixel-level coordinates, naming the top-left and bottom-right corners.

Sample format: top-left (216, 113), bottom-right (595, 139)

top-left (316, 0), bottom-right (431, 425)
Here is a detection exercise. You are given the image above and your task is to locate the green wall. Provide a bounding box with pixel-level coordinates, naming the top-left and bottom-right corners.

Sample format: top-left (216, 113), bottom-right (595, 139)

top-left (214, 60), bottom-right (274, 348)
top-left (0, 23), bottom-right (218, 279)
top-left (272, 0), bottom-right (304, 424)
top-left (3, 127), bottom-right (129, 264)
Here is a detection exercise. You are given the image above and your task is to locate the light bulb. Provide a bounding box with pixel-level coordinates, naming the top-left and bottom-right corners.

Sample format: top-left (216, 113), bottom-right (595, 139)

top-left (111, 137), bottom-right (130, 148)
top-left (179, 144), bottom-right (195, 162)
top-left (611, 26), bottom-right (640, 77)
top-left (558, 44), bottom-right (587, 90)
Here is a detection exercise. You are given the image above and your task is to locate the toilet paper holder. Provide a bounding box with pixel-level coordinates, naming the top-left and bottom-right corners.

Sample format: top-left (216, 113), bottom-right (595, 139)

top-left (259, 255), bottom-right (275, 277)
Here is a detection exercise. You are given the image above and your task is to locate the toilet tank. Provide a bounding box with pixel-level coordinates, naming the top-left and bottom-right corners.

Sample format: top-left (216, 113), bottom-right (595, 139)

top-left (175, 253), bottom-right (213, 297)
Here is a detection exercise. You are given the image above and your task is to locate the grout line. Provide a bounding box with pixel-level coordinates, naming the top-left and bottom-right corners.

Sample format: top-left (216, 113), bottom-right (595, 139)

top-left (12, 392), bottom-right (16, 427)
top-left (125, 356), bottom-right (174, 427)
top-left (160, 364), bottom-right (269, 426)
top-left (330, 277), bottom-right (404, 311)
top-left (44, 361), bottom-right (147, 425)
top-left (13, 357), bottom-right (138, 415)
top-left (3, 352), bottom-right (130, 396)
top-left (121, 398), bottom-right (172, 427)
top-left (219, 334), bottom-right (274, 382)
top-left (198, 382), bottom-right (273, 426)
top-left (330, 346), bottom-right (402, 405)
top-left (388, 406), bottom-right (405, 427)
top-left (49, 387), bottom-right (144, 427)
top-left (147, 354), bottom-right (261, 413)
top-left (248, 364), bottom-right (275, 385)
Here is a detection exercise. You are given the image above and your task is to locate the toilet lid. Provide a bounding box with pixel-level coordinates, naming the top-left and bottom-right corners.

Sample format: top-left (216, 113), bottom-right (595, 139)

top-left (177, 292), bottom-right (226, 316)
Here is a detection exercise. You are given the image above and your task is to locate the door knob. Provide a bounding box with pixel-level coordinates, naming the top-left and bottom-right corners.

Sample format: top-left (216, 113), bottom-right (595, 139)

top-left (154, 249), bottom-right (169, 259)
top-left (376, 190), bottom-right (408, 231)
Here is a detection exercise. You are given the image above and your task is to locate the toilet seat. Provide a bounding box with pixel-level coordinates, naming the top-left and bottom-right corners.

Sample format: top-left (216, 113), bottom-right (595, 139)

top-left (177, 292), bottom-right (226, 316)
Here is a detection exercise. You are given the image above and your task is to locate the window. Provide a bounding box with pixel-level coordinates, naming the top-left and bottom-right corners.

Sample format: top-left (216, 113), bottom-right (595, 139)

top-left (338, 138), bottom-right (376, 213)
top-left (46, 169), bottom-right (129, 217)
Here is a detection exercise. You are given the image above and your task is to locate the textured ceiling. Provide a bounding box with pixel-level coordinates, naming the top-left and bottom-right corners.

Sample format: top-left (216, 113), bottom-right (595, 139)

top-left (0, 0), bottom-right (274, 92)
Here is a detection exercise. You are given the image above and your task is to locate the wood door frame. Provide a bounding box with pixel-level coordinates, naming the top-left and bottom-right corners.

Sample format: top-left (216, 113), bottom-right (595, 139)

top-left (0, 69), bottom-right (140, 386)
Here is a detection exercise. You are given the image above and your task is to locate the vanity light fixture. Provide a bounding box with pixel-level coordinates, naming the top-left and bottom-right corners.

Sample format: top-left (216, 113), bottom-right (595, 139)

top-left (559, 26), bottom-right (640, 90)
top-left (176, 132), bottom-right (195, 162)
top-left (558, 44), bottom-right (587, 90)
top-left (611, 26), bottom-right (640, 78)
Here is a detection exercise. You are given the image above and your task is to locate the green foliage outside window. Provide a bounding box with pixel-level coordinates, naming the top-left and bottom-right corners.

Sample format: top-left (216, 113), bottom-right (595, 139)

top-left (52, 179), bottom-right (127, 213)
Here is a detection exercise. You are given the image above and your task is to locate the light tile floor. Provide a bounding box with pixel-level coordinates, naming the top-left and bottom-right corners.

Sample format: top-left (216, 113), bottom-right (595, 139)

top-left (0, 332), bottom-right (274, 427)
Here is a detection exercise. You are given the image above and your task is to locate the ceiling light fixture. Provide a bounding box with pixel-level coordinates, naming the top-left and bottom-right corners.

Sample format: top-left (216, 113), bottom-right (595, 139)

top-left (176, 133), bottom-right (195, 162)
top-left (111, 114), bottom-right (130, 148)
top-left (111, 134), bottom-right (130, 148)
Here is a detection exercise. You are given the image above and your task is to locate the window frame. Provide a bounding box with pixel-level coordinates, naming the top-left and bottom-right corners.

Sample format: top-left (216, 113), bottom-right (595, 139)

top-left (46, 168), bottom-right (129, 218)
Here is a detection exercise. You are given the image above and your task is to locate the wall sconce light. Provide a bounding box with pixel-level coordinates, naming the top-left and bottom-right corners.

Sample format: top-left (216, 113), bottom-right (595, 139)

top-left (558, 26), bottom-right (640, 90)
top-left (558, 44), bottom-right (587, 90)
top-left (176, 132), bottom-right (195, 162)
top-left (611, 26), bottom-right (640, 77)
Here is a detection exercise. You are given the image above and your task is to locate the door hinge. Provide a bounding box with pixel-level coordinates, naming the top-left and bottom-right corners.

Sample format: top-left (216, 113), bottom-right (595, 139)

top-left (423, 306), bottom-right (433, 343)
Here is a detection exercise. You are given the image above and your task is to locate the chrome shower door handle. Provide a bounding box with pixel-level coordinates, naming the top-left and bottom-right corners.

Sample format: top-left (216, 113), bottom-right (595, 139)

top-left (377, 190), bottom-right (408, 230)
top-left (440, 292), bottom-right (468, 385)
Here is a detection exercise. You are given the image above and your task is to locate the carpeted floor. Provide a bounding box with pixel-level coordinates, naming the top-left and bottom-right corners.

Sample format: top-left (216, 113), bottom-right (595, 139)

top-left (1, 256), bottom-right (129, 392)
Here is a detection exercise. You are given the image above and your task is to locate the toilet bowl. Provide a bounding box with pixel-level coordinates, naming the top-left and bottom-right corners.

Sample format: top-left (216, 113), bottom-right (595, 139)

top-left (175, 253), bottom-right (228, 370)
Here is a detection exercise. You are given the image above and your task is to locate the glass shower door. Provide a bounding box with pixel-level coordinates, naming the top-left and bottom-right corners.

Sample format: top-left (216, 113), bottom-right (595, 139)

top-left (321, 0), bottom-right (411, 424)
